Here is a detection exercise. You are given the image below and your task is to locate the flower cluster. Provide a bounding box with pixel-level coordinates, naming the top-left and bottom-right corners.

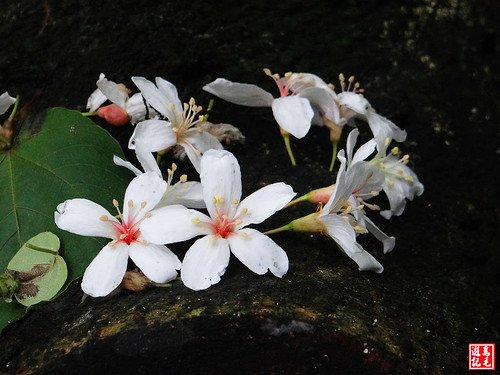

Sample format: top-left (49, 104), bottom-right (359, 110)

top-left (51, 69), bottom-right (422, 297)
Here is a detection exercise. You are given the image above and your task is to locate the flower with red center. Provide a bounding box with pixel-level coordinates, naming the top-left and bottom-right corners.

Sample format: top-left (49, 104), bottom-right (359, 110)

top-left (139, 149), bottom-right (296, 291)
top-left (54, 172), bottom-right (181, 297)
top-left (202, 69), bottom-right (327, 166)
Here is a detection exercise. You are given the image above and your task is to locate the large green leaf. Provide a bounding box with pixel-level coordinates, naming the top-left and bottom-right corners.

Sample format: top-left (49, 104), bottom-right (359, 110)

top-left (0, 108), bottom-right (132, 329)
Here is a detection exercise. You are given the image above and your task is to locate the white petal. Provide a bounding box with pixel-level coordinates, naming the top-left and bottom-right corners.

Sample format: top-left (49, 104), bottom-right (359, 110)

top-left (364, 216), bottom-right (396, 254)
top-left (113, 155), bottom-right (143, 176)
top-left (180, 141), bottom-right (202, 173)
top-left (123, 172), bottom-right (167, 219)
top-left (128, 243), bottom-right (180, 283)
top-left (180, 130), bottom-right (224, 173)
top-left (297, 87), bottom-right (340, 124)
top-left (352, 139), bottom-right (377, 165)
top-left (200, 149), bottom-right (242, 220)
top-left (338, 92), bottom-right (371, 115)
top-left (0, 92), bottom-right (16, 116)
top-left (81, 243), bottom-right (129, 297)
top-left (236, 182), bottom-right (295, 229)
top-left (128, 119), bottom-right (177, 152)
top-left (271, 96), bottom-right (313, 139)
top-left (155, 77), bottom-right (183, 120)
top-left (346, 128), bottom-right (360, 163)
top-left (350, 244), bottom-right (384, 273)
top-left (322, 152), bottom-right (348, 213)
top-left (158, 181), bottom-right (206, 209)
top-left (125, 93), bottom-right (147, 124)
top-left (184, 129), bottom-right (224, 153)
top-left (228, 228), bottom-right (288, 277)
top-left (132, 76), bottom-right (174, 119)
top-left (318, 214), bottom-right (358, 255)
top-left (203, 78), bottom-right (273, 107)
top-left (181, 235), bottom-right (230, 291)
top-left (55, 199), bottom-right (119, 239)
top-left (97, 77), bottom-right (128, 108)
top-left (366, 111), bottom-right (407, 151)
top-left (140, 205), bottom-right (212, 244)
top-left (135, 140), bottom-right (161, 177)
top-left (203, 78), bottom-right (274, 107)
top-left (289, 73), bottom-right (332, 92)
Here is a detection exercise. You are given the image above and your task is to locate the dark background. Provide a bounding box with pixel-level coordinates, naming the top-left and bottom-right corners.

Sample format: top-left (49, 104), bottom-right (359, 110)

top-left (0, 1), bottom-right (498, 374)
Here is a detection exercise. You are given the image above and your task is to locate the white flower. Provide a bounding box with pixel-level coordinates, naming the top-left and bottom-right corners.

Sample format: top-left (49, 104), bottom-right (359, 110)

top-left (314, 149), bottom-right (384, 273)
top-left (335, 73), bottom-right (407, 151)
top-left (369, 138), bottom-right (424, 219)
top-left (54, 172), bottom-right (181, 297)
top-left (86, 73), bottom-right (149, 125)
top-left (140, 150), bottom-right (296, 291)
top-left (113, 140), bottom-right (205, 209)
top-left (203, 69), bottom-right (315, 139)
top-left (130, 76), bottom-right (223, 172)
top-left (0, 92), bottom-right (16, 116)
top-left (344, 129), bottom-right (395, 253)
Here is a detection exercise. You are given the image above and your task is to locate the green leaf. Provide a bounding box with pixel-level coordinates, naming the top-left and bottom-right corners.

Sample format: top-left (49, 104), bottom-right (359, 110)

top-left (0, 107), bottom-right (131, 284)
top-left (7, 232), bottom-right (68, 307)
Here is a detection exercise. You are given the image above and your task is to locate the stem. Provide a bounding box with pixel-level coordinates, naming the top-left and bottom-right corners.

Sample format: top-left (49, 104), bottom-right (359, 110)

top-left (282, 133), bottom-right (297, 166)
top-left (285, 192), bottom-right (311, 208)
top-left (264, 223), bottom-right (293, 235)
top-left (8, 95), bottom-right (21, 122)
top-left (81, 111), bottom-right (95, 117)
top-left (328, 139), bottom-right (338, 172)
top-left (25, 242), bottom-right (58, 255)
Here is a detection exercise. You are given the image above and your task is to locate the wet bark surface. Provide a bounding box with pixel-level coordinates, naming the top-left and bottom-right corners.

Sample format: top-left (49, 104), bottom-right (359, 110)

top-left (0, 0), bottom-right (498, 374)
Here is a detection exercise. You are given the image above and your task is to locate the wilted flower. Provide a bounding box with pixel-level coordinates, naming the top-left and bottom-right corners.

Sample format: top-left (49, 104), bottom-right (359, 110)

top-left (140, 150), bottom-right (296, 290)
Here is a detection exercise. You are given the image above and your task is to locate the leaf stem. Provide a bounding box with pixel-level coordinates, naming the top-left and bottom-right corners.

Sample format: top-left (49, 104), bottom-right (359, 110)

top-left (81, 111), bottom-right (95, 117)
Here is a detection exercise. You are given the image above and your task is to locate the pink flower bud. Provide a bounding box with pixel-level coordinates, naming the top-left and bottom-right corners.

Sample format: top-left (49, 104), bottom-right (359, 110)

top-left (96, 104), bottom-right (129, 126)
top-left (309, 184), bottom-right (335, 204)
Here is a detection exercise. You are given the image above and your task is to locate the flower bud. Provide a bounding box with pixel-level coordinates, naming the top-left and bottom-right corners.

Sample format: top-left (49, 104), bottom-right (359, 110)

top-left (309, 185), bottom-right (335, 204)
top-left (121, 270), bottom-right (151, 292)
top-left (96, 104), bottom-right (129, 126)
